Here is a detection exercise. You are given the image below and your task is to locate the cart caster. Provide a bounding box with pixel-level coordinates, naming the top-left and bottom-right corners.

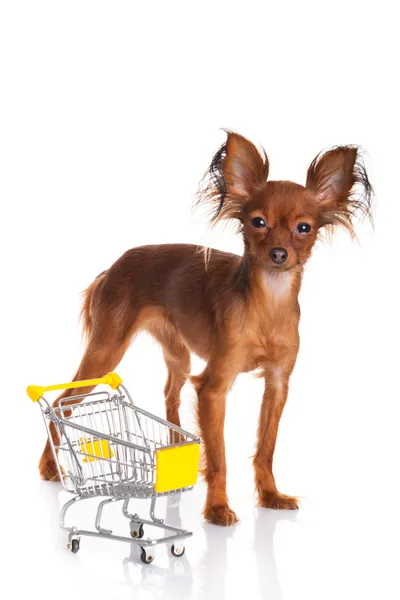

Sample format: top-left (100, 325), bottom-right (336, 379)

top-left (140, 547), bottom-right (154, 564)
top-left (170, 544), bottom-right (185, 557)
top-left (130, 521), bottom-right (144, 539)
top-left (67, 536), bottom-right (81, 554)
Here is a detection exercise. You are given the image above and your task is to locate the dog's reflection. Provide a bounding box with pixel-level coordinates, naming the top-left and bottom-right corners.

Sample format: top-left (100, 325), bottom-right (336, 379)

top-left (254, 508), bottom-right (298, 600)
top-left (39, 480), bottom-right (67, 548)
top-left (198, 507), bottom-right (294, 600)
top-left (42, 479), bottom-right (293, 600)
top-left (123, 495), bottom-right (193, 598)
top-left (198, 518), bottom-right (235, 600)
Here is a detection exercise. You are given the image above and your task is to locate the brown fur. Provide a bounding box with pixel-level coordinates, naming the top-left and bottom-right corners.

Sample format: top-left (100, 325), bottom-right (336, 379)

top-left (39, 132), bottom-right (372, 525)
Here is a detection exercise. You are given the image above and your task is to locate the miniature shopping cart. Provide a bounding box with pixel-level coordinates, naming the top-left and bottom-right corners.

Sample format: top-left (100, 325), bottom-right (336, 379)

top-left (27, 372), bottom-right (201, 564)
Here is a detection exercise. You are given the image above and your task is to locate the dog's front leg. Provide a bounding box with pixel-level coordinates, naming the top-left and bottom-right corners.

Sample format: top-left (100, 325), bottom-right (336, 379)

top-left (253, 362), bottom-right (299, 510)
top-left (193, 358), bottom-right (239, 526)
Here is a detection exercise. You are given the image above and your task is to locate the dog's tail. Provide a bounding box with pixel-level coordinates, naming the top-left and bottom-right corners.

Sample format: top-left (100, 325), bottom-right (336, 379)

top-left (80, 271), bottom-right (107, 340)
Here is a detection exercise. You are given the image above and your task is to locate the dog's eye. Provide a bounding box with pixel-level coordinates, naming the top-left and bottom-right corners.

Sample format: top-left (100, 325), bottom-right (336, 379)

top-left (296, 222), bottom-right (311, 234)
top-left (251, 217), bottom-right (266, 228)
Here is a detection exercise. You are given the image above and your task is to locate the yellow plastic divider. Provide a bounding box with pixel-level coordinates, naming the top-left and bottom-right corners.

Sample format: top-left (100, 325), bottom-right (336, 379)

top-left (80, 438), bottom-right (114, 462)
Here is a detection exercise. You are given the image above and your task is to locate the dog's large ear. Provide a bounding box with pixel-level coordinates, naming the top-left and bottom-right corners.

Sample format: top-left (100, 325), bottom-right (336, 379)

top-left (198, 131), bottom-right (269, 223)
top-left (306, 146), bottom-right (373, 234)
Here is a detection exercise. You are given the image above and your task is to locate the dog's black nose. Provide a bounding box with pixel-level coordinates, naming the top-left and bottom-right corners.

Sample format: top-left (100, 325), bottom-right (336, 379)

top-left (269, 247), bottom-right (288, 264)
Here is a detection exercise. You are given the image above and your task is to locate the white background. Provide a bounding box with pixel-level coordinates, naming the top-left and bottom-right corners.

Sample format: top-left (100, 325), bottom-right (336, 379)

top-left (1, 2), bottom-right (399, 599)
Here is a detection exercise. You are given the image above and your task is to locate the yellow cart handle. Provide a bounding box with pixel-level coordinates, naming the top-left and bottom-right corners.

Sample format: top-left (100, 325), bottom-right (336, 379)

top-left (27, 372), bottom-right (123, 402)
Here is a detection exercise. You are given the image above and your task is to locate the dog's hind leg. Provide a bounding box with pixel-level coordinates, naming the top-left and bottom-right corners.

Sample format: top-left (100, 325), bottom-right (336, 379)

top-left (163, 344), bottom-right (191, 428)
top-left (38, 317), bottom-right (138, 481)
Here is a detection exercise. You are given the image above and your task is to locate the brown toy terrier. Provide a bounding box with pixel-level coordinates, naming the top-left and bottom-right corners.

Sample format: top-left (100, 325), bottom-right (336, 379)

top-left (39, 131), bottom-right (372, 526)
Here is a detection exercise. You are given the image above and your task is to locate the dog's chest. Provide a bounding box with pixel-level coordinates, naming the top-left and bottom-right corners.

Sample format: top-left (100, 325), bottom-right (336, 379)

top-left (242, 326), bottom-right (292, 371)
top-left (239, 300), bottom-right (300, 372)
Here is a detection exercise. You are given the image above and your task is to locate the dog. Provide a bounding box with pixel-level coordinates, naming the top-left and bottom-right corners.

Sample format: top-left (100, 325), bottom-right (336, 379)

top-left (39, 131), bottom-right (372, 525)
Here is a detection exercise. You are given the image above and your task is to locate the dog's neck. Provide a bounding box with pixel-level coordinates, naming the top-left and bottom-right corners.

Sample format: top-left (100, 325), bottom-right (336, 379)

top-left (239, 256), bottom-right (303, 307)
top-left (233, 254), bottom-right (303, 307)
top-left (261, 271), bottom-right (296, 301)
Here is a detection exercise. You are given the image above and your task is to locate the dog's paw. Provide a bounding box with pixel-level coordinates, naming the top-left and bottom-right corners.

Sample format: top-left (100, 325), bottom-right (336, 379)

top-left (204, 504), bottom-right (239, 526)
top-left (39, 459), bottom-right (62, 482)
top-left (258, 490), bottom-right (299, 510)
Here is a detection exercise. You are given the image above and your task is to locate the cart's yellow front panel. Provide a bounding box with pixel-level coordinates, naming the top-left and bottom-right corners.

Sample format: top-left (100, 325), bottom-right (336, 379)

top-left (155, 443), bottom-right (200, 493)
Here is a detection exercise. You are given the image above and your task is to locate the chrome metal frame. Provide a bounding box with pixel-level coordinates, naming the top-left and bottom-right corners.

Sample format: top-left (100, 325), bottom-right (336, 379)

top-left (61, 495), bottom-right (192, 549)
top-left (37, 384), bottom-right (199, 562)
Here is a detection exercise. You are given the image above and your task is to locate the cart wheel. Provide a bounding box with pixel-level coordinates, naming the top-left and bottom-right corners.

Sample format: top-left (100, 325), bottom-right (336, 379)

top-left (140, 548), bottom-right (154, 564)
top-left (130, 522), bottom-right (144, 539)
top-left (69, 539), bottom-right (80, 554)
top-left (171, 544), bottom-right (185, 557)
